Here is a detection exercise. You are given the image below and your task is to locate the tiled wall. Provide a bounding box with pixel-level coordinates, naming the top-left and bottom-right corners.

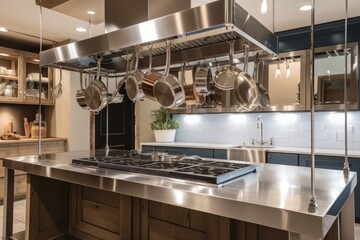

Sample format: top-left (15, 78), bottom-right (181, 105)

top-left (174, 111), bottom-right (360, 150)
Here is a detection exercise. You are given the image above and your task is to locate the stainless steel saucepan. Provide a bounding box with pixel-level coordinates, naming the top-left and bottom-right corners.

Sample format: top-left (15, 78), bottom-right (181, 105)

top-left (194, 62), bottom-right (213, 96)
top-left (153, 44), bottom-right (185, 108)
top-left (214, 41), bottom-right (241, 90)
top-left (76, 71), bottom-right (89, 109)
top-left (142, 46), bottom-right (162, 101)
top-left (84, 58), bottom-right (108, 112)
top-left (125, 46), bottom-right (145, 102)
top-left (181, 63), bottom-right (204, 106)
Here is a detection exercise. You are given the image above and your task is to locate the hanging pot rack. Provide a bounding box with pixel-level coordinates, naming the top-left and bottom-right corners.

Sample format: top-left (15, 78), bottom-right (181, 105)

top-left (39, 0), bottom-right (278, 75)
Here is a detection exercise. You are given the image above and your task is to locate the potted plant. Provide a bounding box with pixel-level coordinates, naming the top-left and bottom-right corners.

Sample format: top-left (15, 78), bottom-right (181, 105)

top-left (150, 107), bottom-right (180, 142)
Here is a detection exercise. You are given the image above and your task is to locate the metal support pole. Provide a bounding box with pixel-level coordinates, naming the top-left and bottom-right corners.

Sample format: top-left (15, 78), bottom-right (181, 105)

top-left (308, 0), bottom-right (318, 213)
top-left (343, 0), bottom-right (350, 177)
top-left (2, 168), bottom-right (15, 239)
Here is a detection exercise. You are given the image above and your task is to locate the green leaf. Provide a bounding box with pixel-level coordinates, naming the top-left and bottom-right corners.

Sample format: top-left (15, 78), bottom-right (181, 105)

top-left (150, 107), bottom-right (180, 130)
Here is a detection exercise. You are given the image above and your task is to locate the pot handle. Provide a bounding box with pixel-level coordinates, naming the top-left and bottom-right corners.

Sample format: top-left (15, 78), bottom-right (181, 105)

top-left (164, 43), bottom-right (171, 76)
top-left (96, 58), bottom-right (102, 81)
top-left (243, 44), bottom-right (249, 72)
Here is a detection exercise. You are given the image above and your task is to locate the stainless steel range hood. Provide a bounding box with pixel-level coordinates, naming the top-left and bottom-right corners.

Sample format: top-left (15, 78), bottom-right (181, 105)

top-left (39, 0), bottom-right (278, 73)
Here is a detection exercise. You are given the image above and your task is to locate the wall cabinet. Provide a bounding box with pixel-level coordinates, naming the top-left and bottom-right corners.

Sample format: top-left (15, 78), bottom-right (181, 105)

top-left (141, 145), bottom-right (227, 159)
top-left (0, 47), bottom-right (54, 105)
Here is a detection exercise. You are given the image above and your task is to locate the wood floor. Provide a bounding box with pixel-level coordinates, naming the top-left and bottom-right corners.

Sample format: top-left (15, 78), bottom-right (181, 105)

top-left (0, 199), bottom-right (360, 239)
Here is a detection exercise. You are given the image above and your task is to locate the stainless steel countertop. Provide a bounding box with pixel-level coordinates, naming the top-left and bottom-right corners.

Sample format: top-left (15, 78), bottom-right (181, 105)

top-left (3, 151), bottom-right (357, 239)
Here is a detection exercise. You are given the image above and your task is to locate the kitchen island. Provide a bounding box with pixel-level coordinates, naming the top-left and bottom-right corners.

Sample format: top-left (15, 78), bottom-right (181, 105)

top-left (2, 151), bottom-right (357, 240)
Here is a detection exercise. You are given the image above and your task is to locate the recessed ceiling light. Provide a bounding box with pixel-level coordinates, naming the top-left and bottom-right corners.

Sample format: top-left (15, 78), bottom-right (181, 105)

top-left (0, 27), bottom-right (8, 32)
top-left (299, 5), bottom-right (312, 11)
top-left (32, 58), bottom-right (40, 62)
top-left (75, 27), bottom-right (87, 32)
top-left (87, 10), bottom-right (95, 15)
top-left (0, 53), bottom-right (10, 57)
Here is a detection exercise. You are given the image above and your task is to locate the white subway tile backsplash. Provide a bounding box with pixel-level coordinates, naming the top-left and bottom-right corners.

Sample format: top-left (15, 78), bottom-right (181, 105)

top-left (175, 111), bottom-right (360, 150)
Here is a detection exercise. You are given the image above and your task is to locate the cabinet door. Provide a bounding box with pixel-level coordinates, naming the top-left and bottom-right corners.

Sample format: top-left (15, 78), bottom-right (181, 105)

top-left (142, 146), bottom-right (155, 153)
top-left (186, 148), bottom-right (213, 158)
top-left (156, 147), bottom-right (187, 156)
top-left (266, 153), bottom-right (299, 166)
top-left (22, 52), bottom-right (54, 105)
top-left (298, 155), bottom-right (344, 170)
top-left (214, 150), bottom-right (227, 159)
top-left (0, 47), bottom-right (22, 103)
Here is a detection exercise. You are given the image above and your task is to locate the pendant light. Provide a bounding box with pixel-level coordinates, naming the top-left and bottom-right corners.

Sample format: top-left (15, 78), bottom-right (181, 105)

top-left (261, 0), bottom-right (268, 14)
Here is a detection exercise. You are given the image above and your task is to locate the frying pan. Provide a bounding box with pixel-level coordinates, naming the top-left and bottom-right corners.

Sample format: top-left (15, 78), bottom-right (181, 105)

top-left (153, 44), bottom-right (185, 108)
top-left (234, 44), bottom-right (259, 111)
top-left (125, 46), bottom-right (145, 102)
top-left (142, 47), bottom-right (162, 101)
top-left (84, 58), bottom-right (108, 113)
top-left (253, 55), bottom-right (270, 108)
top-left (52, 67), bottom-right (63, 100)
top-left (213, 41), bottom-right (241, 90)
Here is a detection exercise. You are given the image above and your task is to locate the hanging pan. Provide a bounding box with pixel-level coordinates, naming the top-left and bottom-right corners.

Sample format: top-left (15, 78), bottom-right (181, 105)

top-left (234, 43), bottom-right (259, 111)
top-left (181, 63), bottom-right (204, 106)
top-left (253, 54), bottom-right (270, 108)
top-left (142, 46), bottom-right (163, 101)
top-left (52, 67), bottom-right (63, 100)
top-left (76, 70), bottom-right (89, 109)
top-left (84, 58), bottom-right (108, 113)
top-left (213, 41), bottom-right (241, 90)
top-left (153, 43), bottom-right (185, 108)
top-left (125, 46), bottom-right (145, 102)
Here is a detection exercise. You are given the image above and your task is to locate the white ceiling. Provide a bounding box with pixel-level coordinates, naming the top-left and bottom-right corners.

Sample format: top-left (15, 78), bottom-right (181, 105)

top-left (0, 0), bottom-right (359, 48)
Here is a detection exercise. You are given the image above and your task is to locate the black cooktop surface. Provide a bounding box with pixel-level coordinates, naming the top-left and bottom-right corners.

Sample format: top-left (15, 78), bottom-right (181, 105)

top-left (72, 152), bottom-right (256, 185)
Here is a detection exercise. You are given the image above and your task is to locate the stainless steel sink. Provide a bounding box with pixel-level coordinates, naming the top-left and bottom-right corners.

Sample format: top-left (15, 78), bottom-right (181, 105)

top-left (227, 146), bottom-right (274, 163)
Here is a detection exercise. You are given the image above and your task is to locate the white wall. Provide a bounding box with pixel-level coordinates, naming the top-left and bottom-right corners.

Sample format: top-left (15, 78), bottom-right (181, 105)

top-left (48, 70), bottom-right (90, 151)
top-left (174, 111), bottom-right (360, 150)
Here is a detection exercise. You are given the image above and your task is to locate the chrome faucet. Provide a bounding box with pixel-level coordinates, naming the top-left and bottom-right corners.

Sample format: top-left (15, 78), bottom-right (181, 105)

top-left (256, 115), bottom-right (265, 145)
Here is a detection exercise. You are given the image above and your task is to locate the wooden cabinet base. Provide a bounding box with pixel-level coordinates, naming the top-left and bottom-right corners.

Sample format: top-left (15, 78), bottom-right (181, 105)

top-left (24, 175), bottom-right (341, 240)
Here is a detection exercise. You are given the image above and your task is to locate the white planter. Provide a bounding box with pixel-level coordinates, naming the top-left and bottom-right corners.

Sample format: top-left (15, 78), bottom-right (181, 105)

top-left (153, 129), bottom-right (176, 142)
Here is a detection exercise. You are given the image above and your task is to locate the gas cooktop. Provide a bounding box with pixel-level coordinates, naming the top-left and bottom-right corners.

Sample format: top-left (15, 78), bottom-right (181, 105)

top-left (72, 152), bottom-right (256, 185)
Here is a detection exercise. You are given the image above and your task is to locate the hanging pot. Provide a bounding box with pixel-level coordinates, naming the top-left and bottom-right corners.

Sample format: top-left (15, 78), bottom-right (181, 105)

top-left (76, 71), bottom-right (89, 109)
top-left (108, 54), bottom-right (132, 104)
top-left (234, 43), bottom-right (259, 111)
top-left (153, 44), bottom-right (185, 108)
top-left (125, 46), bottom-right (145, 102)
top-left (194, 62), bottom-right (213, 96)
top-left (181, 63), bottom-right (204, 105)
top-left (84, 58), bottom-right (108, 112)
top-left (213, 41), bottom-right (241, 90)
top-left (52, 67), bottom-right (63, 99)
top-left (142, 47), bottom-right (163, 101)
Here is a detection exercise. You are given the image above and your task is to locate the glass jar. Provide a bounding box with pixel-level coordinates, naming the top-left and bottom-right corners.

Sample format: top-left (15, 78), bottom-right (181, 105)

top-left (30, 113), bottom-right (47, 138)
